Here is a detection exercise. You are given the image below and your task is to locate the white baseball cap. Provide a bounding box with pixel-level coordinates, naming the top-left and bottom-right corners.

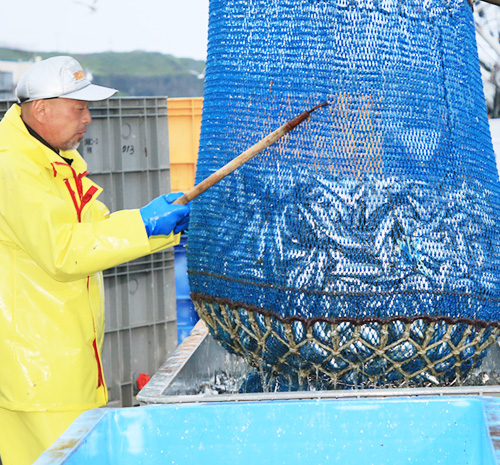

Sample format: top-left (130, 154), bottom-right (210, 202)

top-left (16, 56), bottom-right (118, 103)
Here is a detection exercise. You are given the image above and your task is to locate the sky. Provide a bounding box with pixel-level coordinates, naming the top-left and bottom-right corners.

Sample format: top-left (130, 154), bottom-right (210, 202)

top-left (1, 0), bottom-right (210, 60)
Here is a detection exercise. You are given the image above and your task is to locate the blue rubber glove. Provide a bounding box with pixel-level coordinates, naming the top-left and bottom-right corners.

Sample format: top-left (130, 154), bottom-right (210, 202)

top-left (140, 193), bottom-right (190, 237)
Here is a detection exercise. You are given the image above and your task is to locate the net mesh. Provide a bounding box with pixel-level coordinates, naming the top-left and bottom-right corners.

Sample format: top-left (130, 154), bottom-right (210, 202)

top-left (187, 0), bottom-right (500, 387)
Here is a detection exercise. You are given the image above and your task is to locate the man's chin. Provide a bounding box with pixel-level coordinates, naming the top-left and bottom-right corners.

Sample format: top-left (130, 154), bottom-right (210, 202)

top-left (62, 141), bottom-right (81, 151)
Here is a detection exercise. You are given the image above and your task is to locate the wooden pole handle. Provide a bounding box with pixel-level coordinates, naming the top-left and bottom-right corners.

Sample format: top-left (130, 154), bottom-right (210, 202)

top-left (173, 102), bottom-right (328, 205)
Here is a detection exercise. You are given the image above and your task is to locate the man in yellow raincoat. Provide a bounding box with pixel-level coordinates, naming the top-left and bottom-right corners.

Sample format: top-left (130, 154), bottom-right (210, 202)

top-left (0, 56), bottom-right (191, 465)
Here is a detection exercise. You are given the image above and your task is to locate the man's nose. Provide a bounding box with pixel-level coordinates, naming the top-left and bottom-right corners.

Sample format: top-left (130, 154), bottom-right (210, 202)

top-left (83, 107), bottom-right (92, 125)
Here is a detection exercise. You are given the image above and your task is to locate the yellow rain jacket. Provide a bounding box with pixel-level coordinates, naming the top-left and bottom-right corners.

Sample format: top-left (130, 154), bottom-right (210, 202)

top-left (0, 104), bottom-right (179, 412)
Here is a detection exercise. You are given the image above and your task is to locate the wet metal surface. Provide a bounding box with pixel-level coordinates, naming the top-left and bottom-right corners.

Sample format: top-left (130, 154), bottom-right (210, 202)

top-left (137, 320), bottom-right (250, 402)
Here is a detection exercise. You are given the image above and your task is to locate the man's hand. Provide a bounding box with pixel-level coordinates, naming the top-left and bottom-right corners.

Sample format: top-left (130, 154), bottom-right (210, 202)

top-left (140, 193), bottom-right (190, 237)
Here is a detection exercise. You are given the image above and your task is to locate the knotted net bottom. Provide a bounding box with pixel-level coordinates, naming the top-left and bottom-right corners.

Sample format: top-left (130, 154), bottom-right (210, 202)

top-left (193, 294), bottom-right (500, 388)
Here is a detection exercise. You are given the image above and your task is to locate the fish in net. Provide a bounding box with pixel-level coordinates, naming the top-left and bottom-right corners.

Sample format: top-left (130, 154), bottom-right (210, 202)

top-left (187, 0), bottom-right (500, 388)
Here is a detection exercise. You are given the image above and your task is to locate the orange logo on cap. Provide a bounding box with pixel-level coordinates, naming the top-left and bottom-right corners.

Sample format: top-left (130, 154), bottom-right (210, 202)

top-left (73, 70), bottom-right (86, 81)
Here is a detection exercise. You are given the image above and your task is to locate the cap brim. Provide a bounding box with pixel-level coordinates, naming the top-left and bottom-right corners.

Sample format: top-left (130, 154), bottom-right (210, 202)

top-left (60, 83), bottom-right (117, 102)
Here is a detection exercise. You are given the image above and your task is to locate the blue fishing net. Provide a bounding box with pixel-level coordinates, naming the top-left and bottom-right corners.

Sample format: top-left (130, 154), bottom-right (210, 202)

top-left (187, 0), bottom-right (500, 386)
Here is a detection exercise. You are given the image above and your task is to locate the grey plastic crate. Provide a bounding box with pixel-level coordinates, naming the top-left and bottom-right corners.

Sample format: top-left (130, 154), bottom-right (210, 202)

top-left (85, 98), bottom-right (177, 407)
top-left (90, 170), bottom-right (171, 211)
top-left (83, 97), bottom-right (169, 173)
top-left (103, 255), bottom-right (176, 332)
top-left (103, 319), bottom-right (178, 408)
top-left (0, 98), bottom-right (170, 176)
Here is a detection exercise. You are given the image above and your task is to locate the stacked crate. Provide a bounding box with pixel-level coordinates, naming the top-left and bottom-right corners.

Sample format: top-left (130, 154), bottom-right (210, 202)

top-left (83, 97), bottom-right (177, 407)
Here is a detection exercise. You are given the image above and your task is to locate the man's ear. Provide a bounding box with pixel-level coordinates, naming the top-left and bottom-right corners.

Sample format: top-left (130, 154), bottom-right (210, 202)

top-left (30, 100), bottom-right (50, 123)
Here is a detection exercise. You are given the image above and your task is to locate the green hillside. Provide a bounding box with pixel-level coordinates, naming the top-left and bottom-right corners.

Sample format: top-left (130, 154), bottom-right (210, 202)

top-left (0, 48), bottom-right (205, 97)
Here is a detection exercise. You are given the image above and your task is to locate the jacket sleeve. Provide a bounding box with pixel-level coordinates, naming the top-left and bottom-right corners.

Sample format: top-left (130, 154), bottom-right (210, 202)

top-left (0, 153), bottom-right (180, 282)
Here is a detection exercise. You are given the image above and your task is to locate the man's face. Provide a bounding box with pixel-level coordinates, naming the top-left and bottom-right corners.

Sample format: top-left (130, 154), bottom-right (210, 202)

top-left (41, 98), bottom-right (92, 151)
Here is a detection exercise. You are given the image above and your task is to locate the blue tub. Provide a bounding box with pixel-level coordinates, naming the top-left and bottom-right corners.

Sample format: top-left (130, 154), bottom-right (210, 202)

top-left (34, 396), bottom-right (500, 464)
top-left (174, 233), bottom-right (199, 344)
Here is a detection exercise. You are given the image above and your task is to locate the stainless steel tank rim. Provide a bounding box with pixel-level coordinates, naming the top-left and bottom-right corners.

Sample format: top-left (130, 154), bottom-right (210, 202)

top-left (138, 385), bottom-right (500, 405)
